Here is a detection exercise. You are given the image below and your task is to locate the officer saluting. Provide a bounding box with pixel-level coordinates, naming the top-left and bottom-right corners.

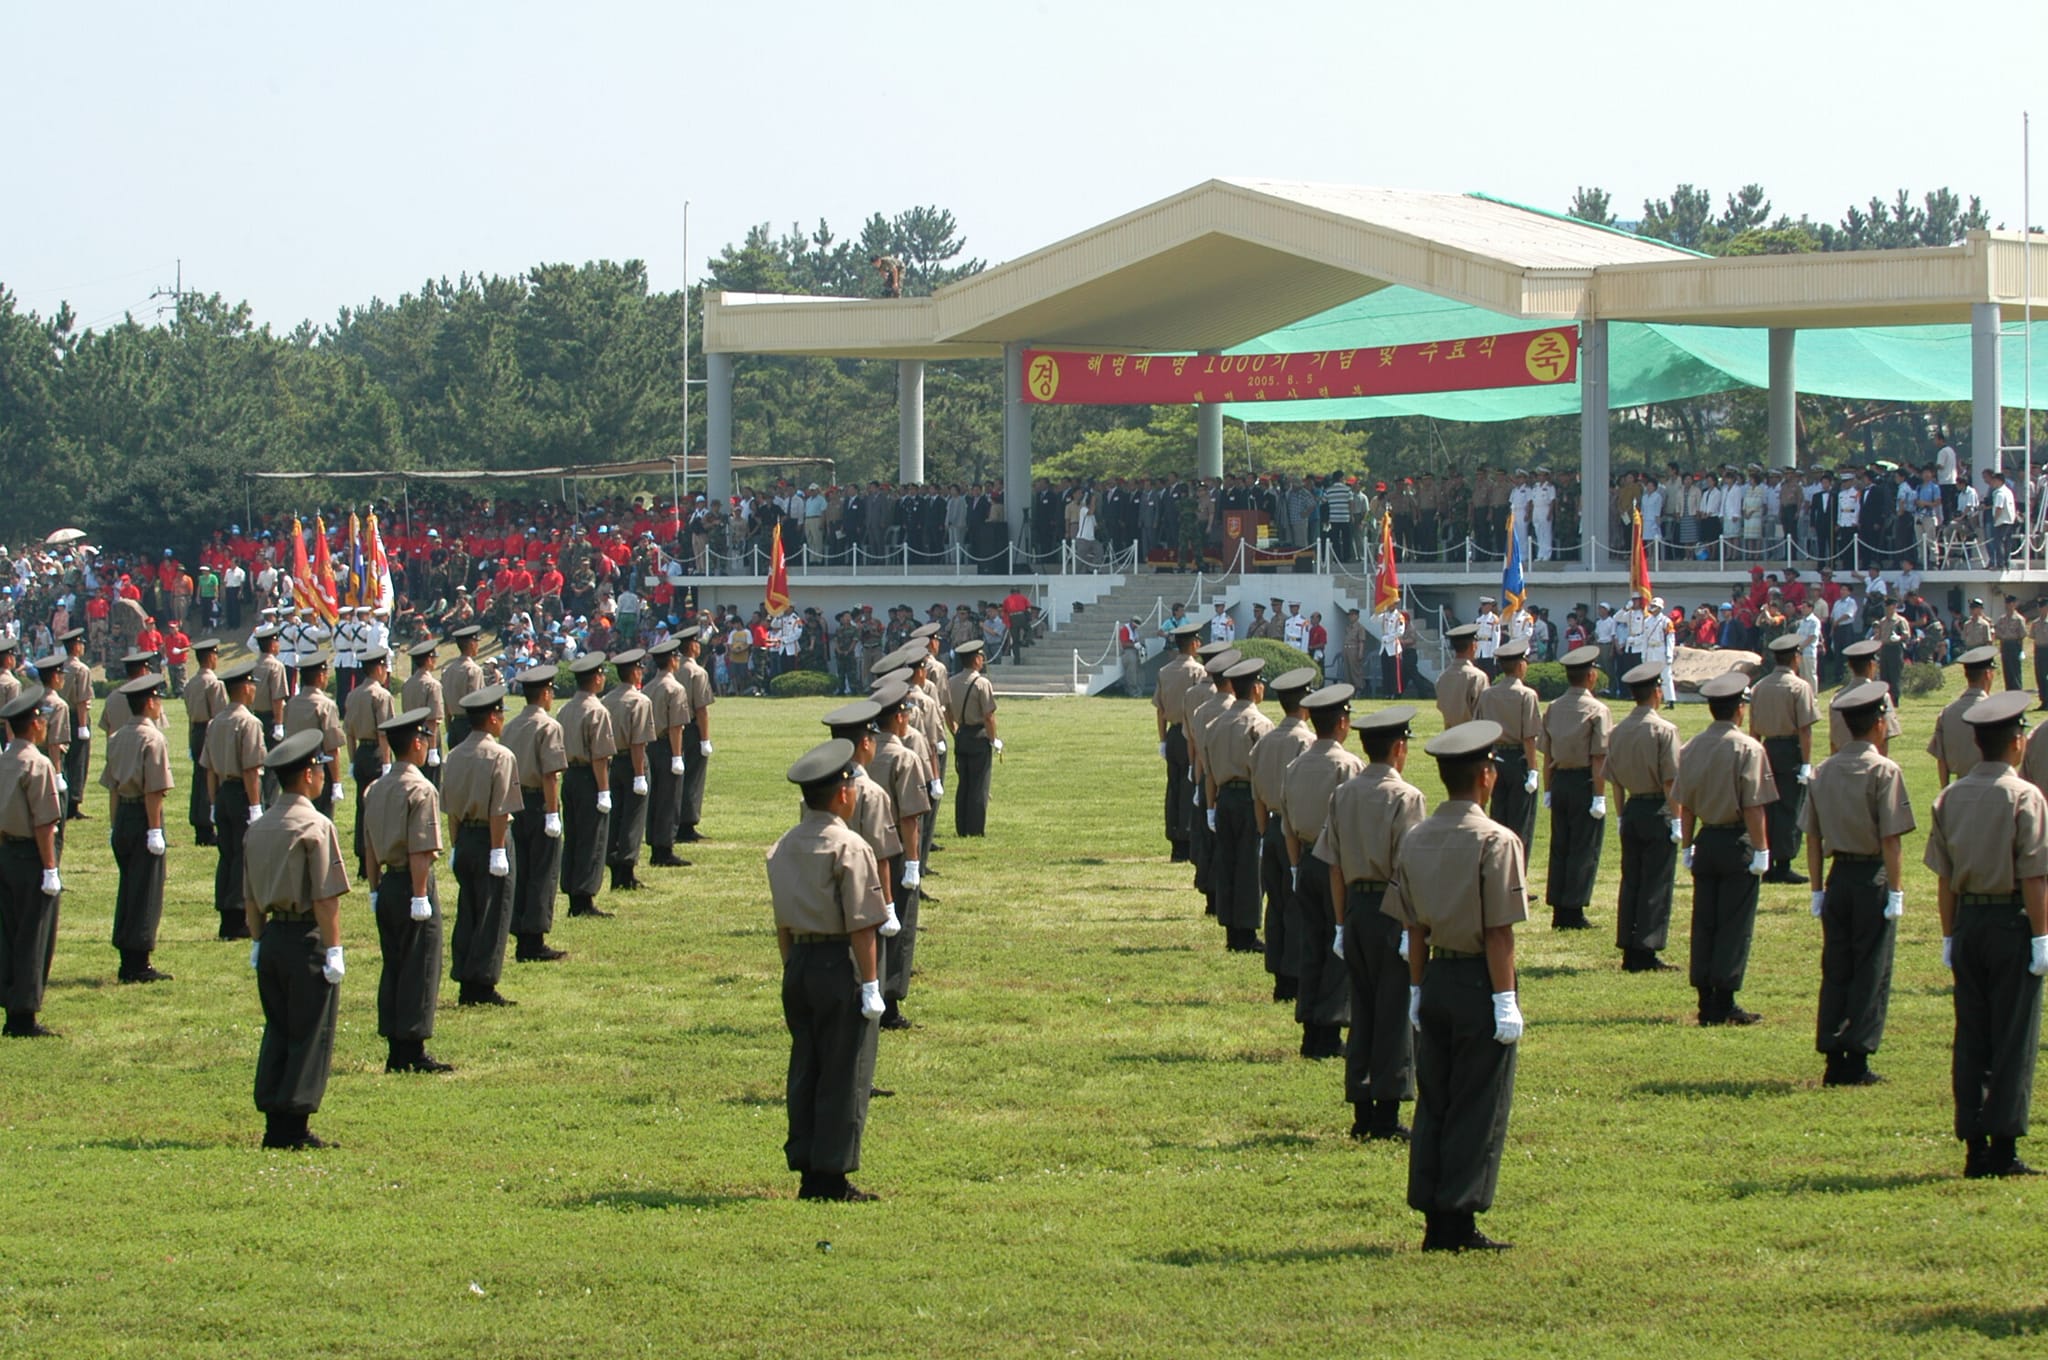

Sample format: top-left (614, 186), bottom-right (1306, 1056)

top-left (1608, 660), bottom-right (1683, 972)
top-left (1540, 645), bottom-right (1611, 931)
top-left (1475, 639), bottom-right (1540, 873)
top-left (361, 706), bottom-right (452, 1074)
top-left (102, 672), bottom-right (174, 984)
top-left (1383, 719), bottom-right (1525, 1253)
top-left (558, 653), bottom-right (618, 919)
top-left (1675, 671), bottom-right (1776, 1027)
top-left (502, 665), bottom-right (569, 964)
top-left (244, 729), bottom-right (351, 1149)
top-left (1804, 680), bottom-right (1914, 1087)
top-left (1, 684), bottom-right (66, 1038)
top-left (1925, 689), bottom-right (2048, 1178)
top-left (1319, 704), bottom-right (1425, 1141)
top-left (945, 640), bottom-right (1000, 836)
top-left (769, 738), bottom-right (890, 1202)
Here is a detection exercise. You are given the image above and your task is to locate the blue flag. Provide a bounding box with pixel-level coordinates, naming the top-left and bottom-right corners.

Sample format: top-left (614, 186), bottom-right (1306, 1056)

top-left (1501, 510), bottom-right (1526, 615)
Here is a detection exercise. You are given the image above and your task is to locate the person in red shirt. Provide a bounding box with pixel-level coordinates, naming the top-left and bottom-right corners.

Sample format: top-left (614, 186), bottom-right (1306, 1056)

top-left (502, 526), bottom-right (526, 561)
top-left (135, 617), bottom-right (165, 659)
top-left (1001, 588), bottom-right (1033, 658)
top-left (506, 562), bottom-right (534, 599)
top-left (163, 622), bottom-right (192, 696)
top-left (1306, 613), bottom-right (1328, 660)
top-left (535, 559), bottom-right (564, 602)
top-left (492, 562), bottom-right (516, 598)
top-left (118, 574), bottom-right (143, 602)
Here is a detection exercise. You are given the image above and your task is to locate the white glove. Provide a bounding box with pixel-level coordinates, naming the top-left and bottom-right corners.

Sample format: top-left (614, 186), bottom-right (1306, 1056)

top-left (380, 763), bottom-right (391, 777)
top-left (543, 811), bottom-right (562, 838)
top-left (323, 946), bottom-right (345, 984)
top-left (1541, 791), bottom-right (1552, 810)
top-left (272, 723), bottom-right (285, 741)
top-left (2032, 936), bottom-right (2048, 978)
top-left (248, 805), bottom-right (262, 825)
top-left (859, 979), bottom-right (885, 1020)
top-left (1397, 930), bottom-right (1410, 962)
top-left (1810, 890), bottom-right (1826, 918)
top-left (41, 867), bottom-right (63, 894)
top-left (879, 902), bottom-right (901, 937)
top-left (937, 740), bottom-right (947, 756)
top-left (145, 828), bottom-right (166, 856)
top-left (1192, 784), bottom-right (1203, 809)
top-left (54, 774), bottom-right (67, 796)
top-left (1942, 936), bottom-right (1955, 970)
top-left (1590, 794), bottom-right (1606, 820)
top-left (408, 895), bottom-right (432, 922)
top-left (1288, 864), bottom-right (1299, 892)
top-left (632, 774), bottom-right (649, 796)
top-left (930, 778), bottom-right (943, 798)
top-left (1157, 741), bottom-right (1167, 759)
top-left (902, 861), bottom-right (922, 889)
top-left (76, 725), bottom-right (89, 741)
top-left (991, 738), bottom-right (1004, 754)
top-left (1669, 820), bottom-right (1683, 845)
top-left (1408, 985), bottom-right (1422, 1030)
top-left (699, 740), bottom-right (713, 756)
top-left (1205, 808), bottom-right (1217, 832)
top-left (1522, 768), bottom-right (1538, 794)
top-left (1748, 849), bottom-right (1770, 876)
top-left (488, 847), bottom-right (510, 877)
top-left (1492, 990), bottom-right (1524, 1044)
top-left (670, 755), bottom-right (685, 775)
top-left (427, 748), bottom-right (441, 767)
top-left (1683, 845), bottom-right (1695, 870)
top-left (1884, 889), bottom-right (1904, 920)
top-left (596, 790), bottom-right (613, 813)
top-left (1331, 924), bottom-right (1346, 959)
top-left (1796, 763), bottom-right (1812, 785)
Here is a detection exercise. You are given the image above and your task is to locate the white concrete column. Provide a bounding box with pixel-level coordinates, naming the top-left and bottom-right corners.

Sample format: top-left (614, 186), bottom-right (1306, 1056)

top-left (1578, 320), bottom-right (1610, 571)
top-left (706, 352), bottom-right (735, 503)
top-left (897, 359), bottom-right (925, 484)
top-left (1973, 302), bottom-right (2004, 486)
top-left (1767, 328), bottom-right (1797, 470)
top-left (1197, 402), bottom-right (1224, 479)
top-left (1003, 342), bottom-right (1032, 542)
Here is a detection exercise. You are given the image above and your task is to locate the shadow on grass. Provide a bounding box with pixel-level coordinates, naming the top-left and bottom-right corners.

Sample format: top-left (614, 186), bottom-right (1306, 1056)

top-left (1893, 1303), bottom-right (2048, 1339)
top-left (1124, 996), bottom-right (1216, 1009)
top-left (1110, 945), bottom-right (1194, 956)
top-left (74, 1137), bottom-right (216, 1152)
top-left (1517, 965), bottom-right (1584, 980)
top-left (1727, 1170), bottom-right (1949, 1199)
top-left (1150, 1132), bottom-right (1319, 1153)
top-left (684, 1023), bottom-right (774, 1039)
top-left (723, 1090), bottom-right (784, 1107)
top-left (563, 1189), bottom-right (766, 1212)
top-left (1110, 1049), bottom-right (1293, 1065)
top-left (1148, 1242), bottom-right (1395, 1268)
top-left (1632, 1078), bottom-right (1801, 1099)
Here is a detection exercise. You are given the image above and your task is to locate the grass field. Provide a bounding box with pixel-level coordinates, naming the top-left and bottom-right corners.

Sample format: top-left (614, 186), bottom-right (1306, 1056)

top-left (6, 682), bottom-right (2048, 1357)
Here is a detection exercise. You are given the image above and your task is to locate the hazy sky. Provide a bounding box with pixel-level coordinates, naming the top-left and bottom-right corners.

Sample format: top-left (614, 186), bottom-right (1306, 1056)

top-left (5, 0), bottom-right (2043, 334)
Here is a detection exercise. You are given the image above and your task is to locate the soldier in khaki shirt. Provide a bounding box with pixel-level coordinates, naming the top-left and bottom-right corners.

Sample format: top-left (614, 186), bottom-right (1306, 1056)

top-left (99, 649), bottom-right (163, 736)
top-left (1475, 639), bottom-right (1541, 872)
top-left (343, 647), bottom-right (396, 864)
top-left (244, 729), bottom-right (351, 1149)
top-left (868, 680), bottom-right (932, 1030)
top-left (1674, 671), bottom-right (1777, 1027)
top-left (1540, 646), bottom-right (1612, 930)
top-left (1960, 598), bottom-right (1995, 653)
top-left (821, 699), bottom-right (904, 936)
top-left (27, 658), bottom-right (72, 840)
top-left (1750, 637), bottom-right (1820, 882)
top-left (945, 640), bottom-right (1000, 837)
top-left (502, 664), bottom-right (568, 963)
top-left (1206, 659), bottom-right (1273, 956)
top-left (1930, 646), bottom-right (1997, 786)
top-left (57, 628), bottom-right (92, 820)
top-left (442, 685), bottom-right (523, 1007)
top-left (1923, 690), bottom-right (2048, 1178)
top-left (1184, 647), bottom-right (1241, 909)
top-left (361, 706), bottom-right (451, 1074)
top-left (284, 653), bottom-right (346, 821)
top-left (183, 638), bottom-right (226, 846)
top-left (643, 638), bottom-right (692, 868)
top-left (1382, 719), bottom-right (1525, 1254)
top-left (1, 684), bottom-right (66, 1037)
top-left (676, 627), bottom-right (716, 843)
top-left (249, 625), bottom-right (290, 748)
top-left (1829, 640), bottom-right (1902, 754)
top-left (401, 641), bottom-right (446, 788)
top-left (1155, 623), bottom-right (1207, 862)
top-left (1434, 626), bottom-right (1487, 731)
top-left (440, 626), bottom-right (486, 747)
top-left (602, 650), bottom-right (655, 893)
top-left (1248, 668), bottom-right (1316, 1003)
top-left (768, 739), bottom-right (889, 1202)
top-left (558, 654), bottom-right (618, 918)
top-left (2029, 601), bottom-right (2048, 710)
top-left (1995, 596), bottom-right (2028, 693)
top-left (206, 661), bottom-right (267, 941)
top-left (1279, 684), bottom-right (1361, 1054)
top-left (1607, 661), bottom-right (1683, 972)
top-left (101, 672), bottom-right (176, 982)
top-left (1802, 680), bottom-right (1915, 1087)
top-left (0, 640), bottom-right (19, 711)
top-left (1318, 704), bottom-right (1425, 1140)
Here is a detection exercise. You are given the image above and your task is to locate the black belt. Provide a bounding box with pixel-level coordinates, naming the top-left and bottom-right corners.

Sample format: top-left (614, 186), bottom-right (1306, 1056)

top-left (1624, 791), bottom-right (1667, 803)
top-left (1220, 779), bottom-right (1251, 791)
top-left (1960, 893), bottom-right (2023, 907)
top-left (789, 932), bottom-right (848, 944)
top-left (1832, 852), bottom-right (1882, 864)
top-left (354, 740), bottom-right (380, 752)
top-left (568, 759), bottom-right (592, 767)
top-left (1699, 821), bottom-right (1743, 831)
top-left (456, 819), bottom-right (490, 829)
top-left (266, 910), bottom-right (315, 923)
top-left (1349, 879), bottom-right (1390, 893)
top-left (1494, 743), bottom-right (1525, 755)
top-left (1553, 766), bottom-right (1590, 774)
top-left (1431, 947), bottom-right (1483, 960)
top-left (117, 795), bottom-right (143, 805)
top-left (0, 832), bottom-right (38, 845)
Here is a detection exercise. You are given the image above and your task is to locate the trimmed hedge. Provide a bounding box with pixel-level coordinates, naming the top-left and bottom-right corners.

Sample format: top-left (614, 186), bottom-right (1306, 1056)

top-left (1523, 661), bottom-right (1569, 701)
top-left (1901, 661), bottom-right (1945, 698)
top-left (1231, 637), bottom-right (1321, 685)
top-left (767, 669), bottom-right (835, 699)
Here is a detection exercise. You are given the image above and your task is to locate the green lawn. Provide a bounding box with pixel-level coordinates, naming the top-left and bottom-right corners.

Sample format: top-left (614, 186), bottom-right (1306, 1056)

top-left (6, 683), bottom-right (2047, 1357)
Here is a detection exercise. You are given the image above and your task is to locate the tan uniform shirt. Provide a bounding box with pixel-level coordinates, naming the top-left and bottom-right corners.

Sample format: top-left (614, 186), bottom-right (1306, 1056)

top-left (1749, 669), bottom-right (1819, 740)
top-left (923, 654), bottom-right (950, 708)
top-left (0, 671), bottom-right (21, 710)
top-left (946, 670), bottom-right (997, 733)
top-left (1153, 654), bottom-right (1203, 724)
top-left (1540, 688), bottom-right (1612, 768)
top-left (362, 762), bottom-right (442, 870)
top-left (849, 768), bottom-right (904, 860)
top-left (680, 659), bottom-right (715, 727)
top-left (442, 655), bottom-right (485, 715)
top-left (1279, 739), bottom-right (1363, 850)
top-left (1206, 704), bottom-right (1274, 786)
top-left (1995, 613), bottom-right (2026, 643)
top-left (284, 688), bottom-right (345, 757)
top-left (558, 691), bottom-right (619, 766)
top-left (60, 657), bottom-right (92, 732)
top-left (1607, 706), bottom-right (1680, 797)
top-left (184, 668), bottom-right (227, 733)
top-left (1925, 762), bottom-right (2048, 895)
top-left (0, 739), bottom-right (62, 839)
top-left (34, 690), bottom-right (70, 768)
top-left (645, 670), bottom-right (690, 740)
top-left (2030, 617), bottom-right (2048, 649)
top-left (203, 705), bottom-right (266, 780)
top-left (1672, 721), bottom-right (1775, 826)
top-left (601, 684), bottom-right (655, 756)
top-left (1828, 682), bottom-right (1902, 751)
top-left (251, 653), bottom-right (290, 721)
top-left (1871, 614), bottom-right (1911, 648)
top-left (766, 807), bottom-right (888, 935)
top-left (1435, 659), bottom-right (1488, 730)
top-left (1186, 688), bottom-right (1237, 770)
top-left (402, 670), bottom-right (445, 746)
top-left (1314, 764), bottom-right (1426, 884)
top-left (502, 705), bottom-right (568, 790)
top-left (100, 685), bottom-right (166, 735)
top-left (1801, 741), bottom-right (1915, 857)
top-left (242, 793), bottom-right (350, 914)
top-left (1474, 676), bottom-right (1540, 745)
top-left (868, 731), bottom-right (932, 824)
top-left (1927, 689), bottom-right (1987, 777)
top-left (1249, 715), bottom-right (1314, 813)
top-left (1961, 616), bottom-right (1994, 648)
top-left (1381, 799), bottom-right (1527, 953)
top-left (344, 679), bottom-right (394, 745)
top-left (905, 686), bottom-right (946, 768)
top-left (440, 732), bottom-right (522, 824)
top-left (100, 718), bottom-right (173, 799)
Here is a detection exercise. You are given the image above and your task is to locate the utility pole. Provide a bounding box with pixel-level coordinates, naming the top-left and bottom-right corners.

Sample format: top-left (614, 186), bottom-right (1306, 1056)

top-left (149, 258), bottom-right (186, 323)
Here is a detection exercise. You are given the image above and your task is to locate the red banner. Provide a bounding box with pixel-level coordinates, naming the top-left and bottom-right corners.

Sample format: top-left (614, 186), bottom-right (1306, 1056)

top-left (1022, 328), bottom-right (1577, 405)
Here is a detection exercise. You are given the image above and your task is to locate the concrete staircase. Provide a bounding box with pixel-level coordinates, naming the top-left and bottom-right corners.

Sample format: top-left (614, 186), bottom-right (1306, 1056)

top-left (989, 576), bottom-right (1187, 696)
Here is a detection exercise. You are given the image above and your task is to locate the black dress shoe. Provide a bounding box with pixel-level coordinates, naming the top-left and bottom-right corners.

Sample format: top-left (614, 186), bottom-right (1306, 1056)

top-left (459, 988), bottom-right (517, 1007)
top-left (917, 890), bottom-right (940, 904)
top-left (1723, 1006), bottom-right (1762, 1026)
top-left (516, 940), bottom-right (568, 961)
top-left (678, 829), bottom-right (705, 844)
top-left (869, 1086), bottom-right (895, 1098)
top-left (2, 1021), bottom-right (59, 1038)
top-left (1272, 976), bottom-right (1299, 1003)
top-left (1982, 1156), bottom-right (2039, 1178)
top-left (119, 966), bottom-right (173, 984)
top-left (296, 1131), bottom-right (336, 1150)
top-left (1452, 1226), bottom-right (1512, 1252)
top-left (410, 1051), bottom-right (455, 1074)
top-left (569, 903), bottom-right (615, 918)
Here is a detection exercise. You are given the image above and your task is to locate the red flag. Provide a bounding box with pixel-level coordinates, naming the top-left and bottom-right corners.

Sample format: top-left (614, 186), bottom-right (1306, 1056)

top-left (1630, 506), bottom-right (1653, 606)
top-left (364, 512), bottom-right (394, 612)
top-left (288, 516), bottom-right (322, 621)
top-left (765, 522), bottom-right (791, 616)
top-left (1372, 514), bottom-right (1401, 614)
top-left (308, 515), bottom-right (340, 625)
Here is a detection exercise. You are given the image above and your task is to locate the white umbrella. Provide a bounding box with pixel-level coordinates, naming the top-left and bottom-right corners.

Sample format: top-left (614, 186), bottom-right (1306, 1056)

top-left (44, 527), bottom-right (88, 546)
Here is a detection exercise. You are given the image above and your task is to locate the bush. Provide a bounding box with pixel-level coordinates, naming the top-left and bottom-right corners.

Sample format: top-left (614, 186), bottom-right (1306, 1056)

top-left (1901, 661), bottom-right (1945, 698)
top-left (767, 669), bottom-right (835, 699)
top-left (1231, 637), bottom-right (1321, 685)
top-left (1522, 661), bottom-right (1569, 701)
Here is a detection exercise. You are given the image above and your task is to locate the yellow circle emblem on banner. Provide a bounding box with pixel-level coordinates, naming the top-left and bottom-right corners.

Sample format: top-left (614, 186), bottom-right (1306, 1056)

top-left (1027, 353), bottom-right (1061, 401)
top-left (1523, 331), bottom-right (1573, 383)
